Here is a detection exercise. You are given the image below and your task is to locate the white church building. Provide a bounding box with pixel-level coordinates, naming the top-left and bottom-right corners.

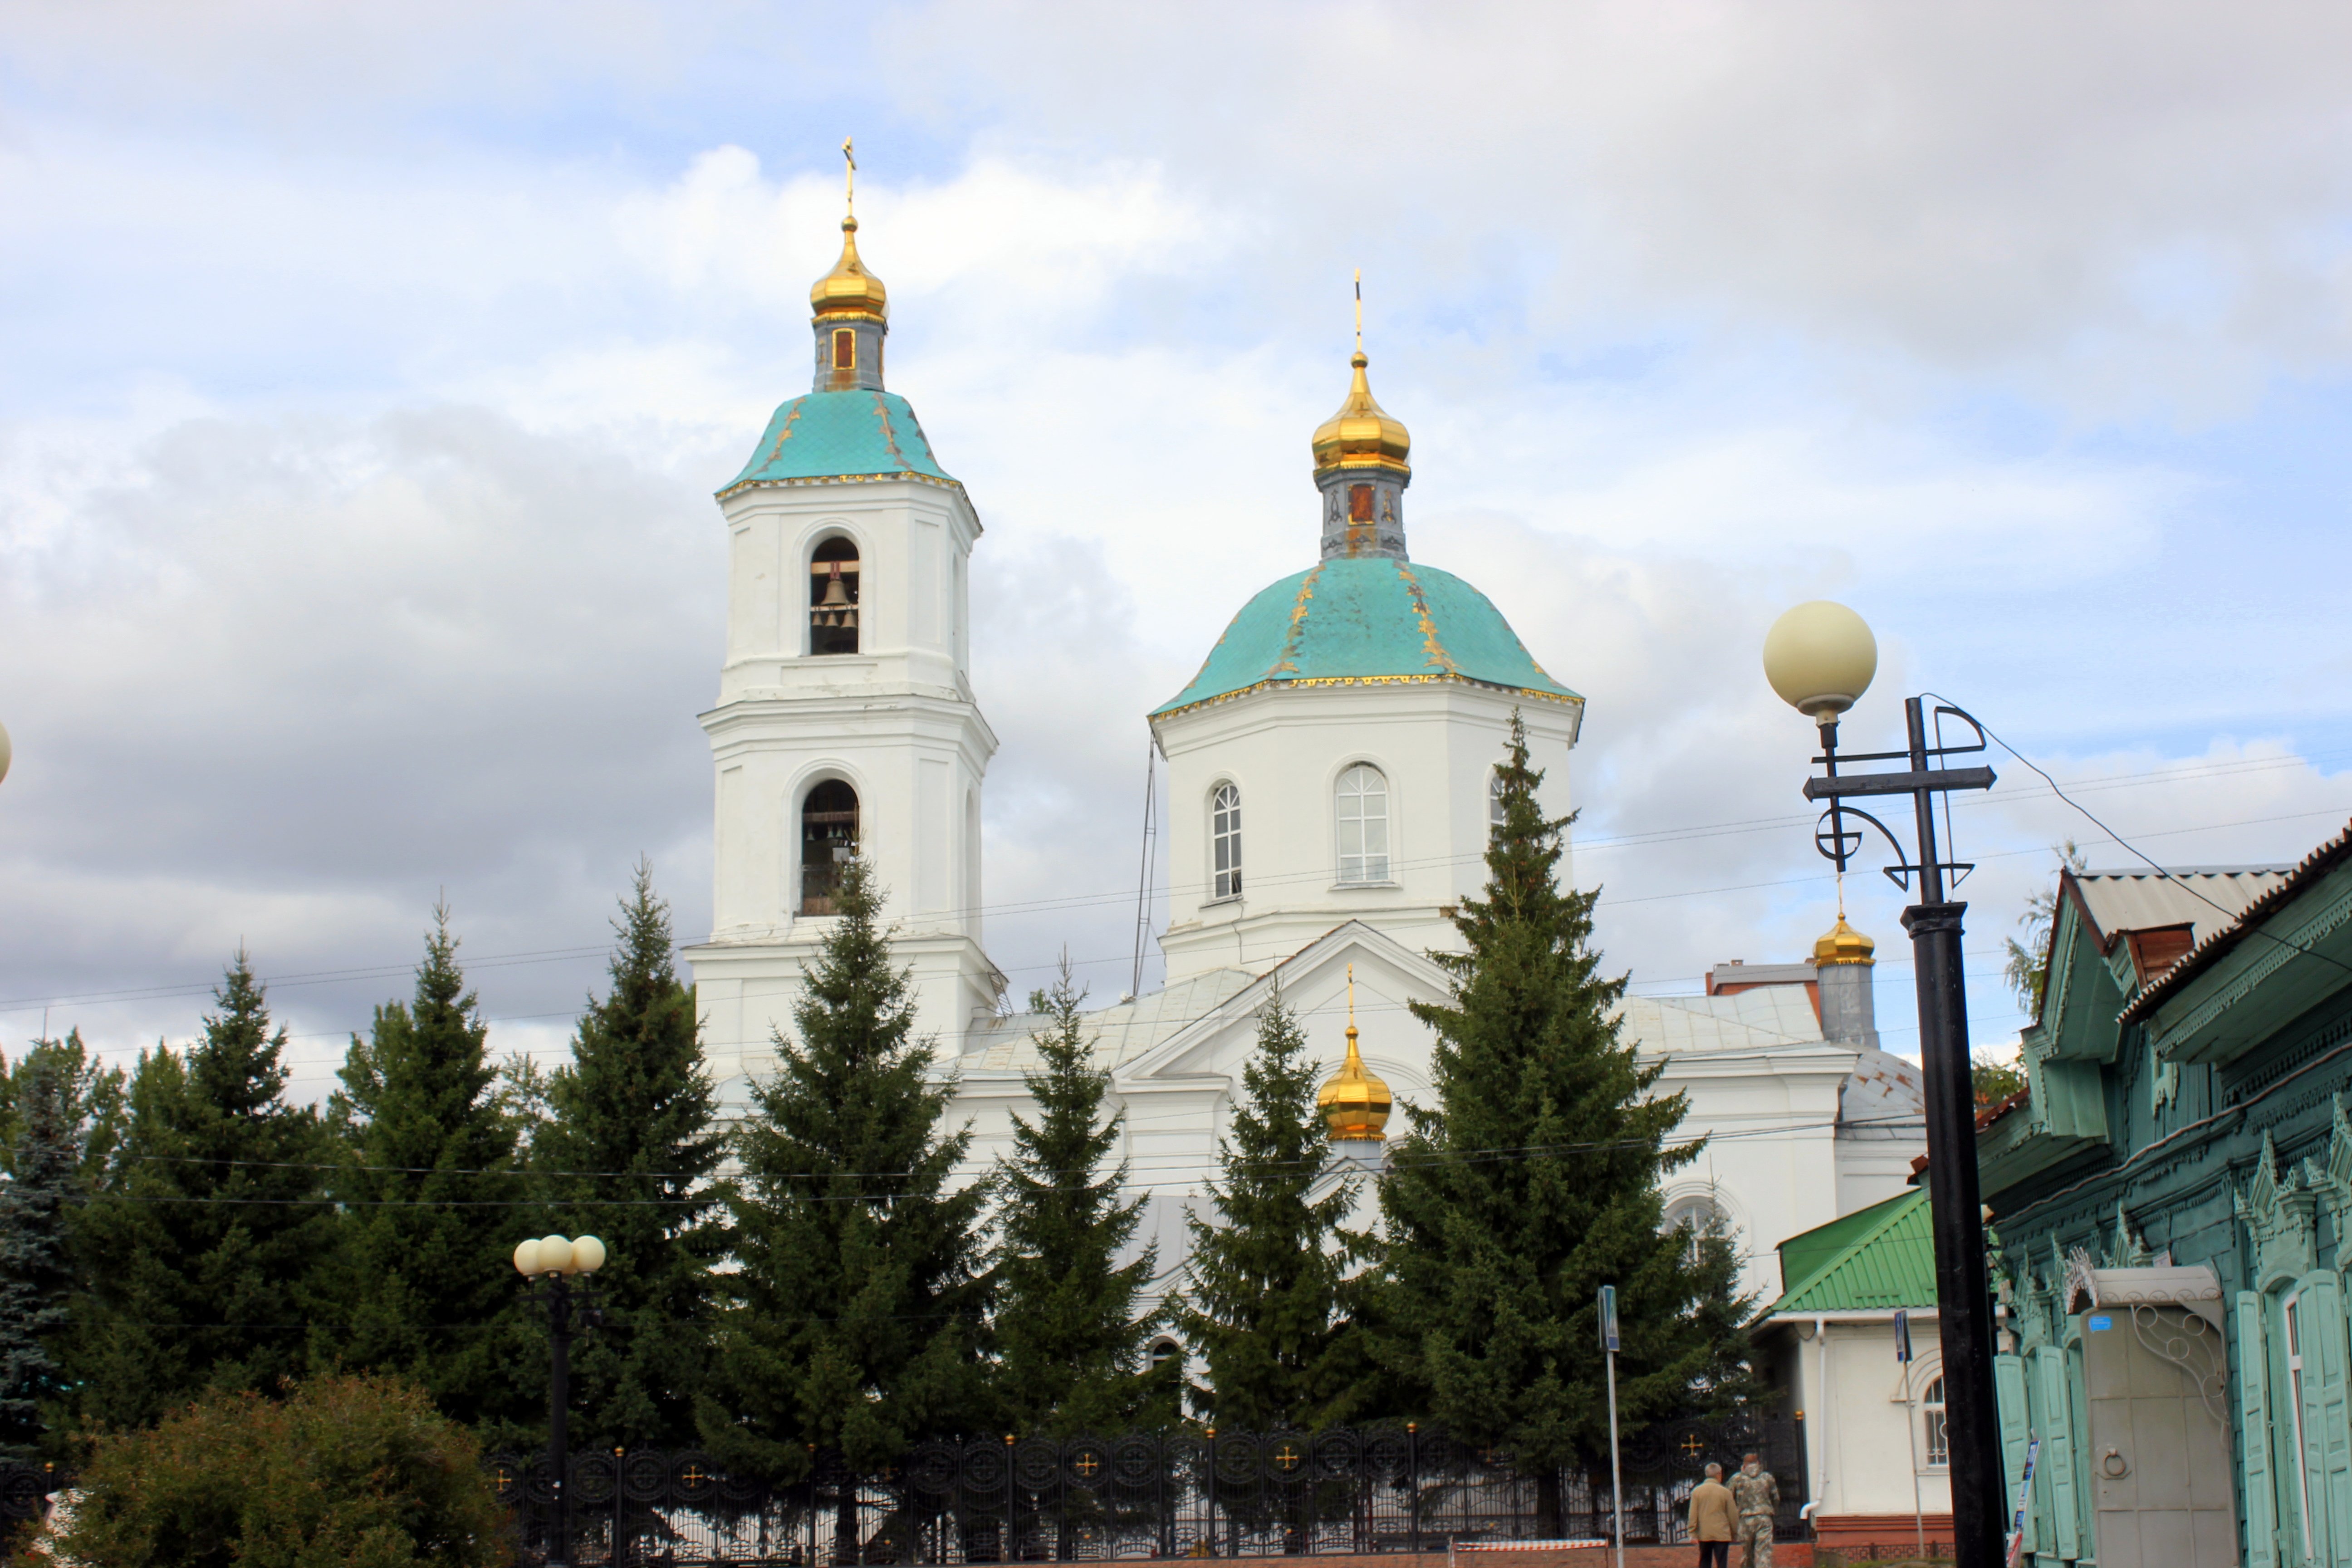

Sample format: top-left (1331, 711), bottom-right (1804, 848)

top-left (682, 186), bottom-right (1926, 1316)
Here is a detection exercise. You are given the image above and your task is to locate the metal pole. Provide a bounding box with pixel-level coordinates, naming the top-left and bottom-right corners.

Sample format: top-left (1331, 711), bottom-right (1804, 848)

top-left (548, 1275), bottom-right (573, 1568)
top-left (1604, 1348), bottom-right (1623, 1568)
top-left (1900, 698), bottom-right (2004, 1568)
top-left (1905, 1376), bottom-right (1924, 1557)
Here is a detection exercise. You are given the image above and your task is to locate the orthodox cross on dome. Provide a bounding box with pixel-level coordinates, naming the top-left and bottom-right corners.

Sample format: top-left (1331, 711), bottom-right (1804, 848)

top-left (810, 137), bottom-right (888, 394)
top-left (1313, 275), bottom-right (1412, 562)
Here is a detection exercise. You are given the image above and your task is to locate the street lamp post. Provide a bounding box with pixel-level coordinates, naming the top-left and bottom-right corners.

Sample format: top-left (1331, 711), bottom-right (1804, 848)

top-left (513, 1233), bottom-right (608, 1568)
top-left (1760, 602), bottom-right (2006, 1564)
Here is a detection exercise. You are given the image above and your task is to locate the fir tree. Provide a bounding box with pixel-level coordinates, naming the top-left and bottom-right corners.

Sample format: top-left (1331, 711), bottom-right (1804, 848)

top-left (0, 1029), bottom-right (126, 1186)
top-left (536, 862), bottom-right (727, 1450)
top-left (1172, 984), bottom-right (1371, 1431)
top-left (0, 1043), bottom-right (82, 1456)
top-left (1373, 715), bottom-right (1751, 1524)
top-left (318, 909), bottom-right (535, 1437)
top-left (701, 856), bottom-right (992, 1494)
top-left (990, 962), bottom-right (1166, 1436)
top-left (71, 958), bottom-right (333, 1428)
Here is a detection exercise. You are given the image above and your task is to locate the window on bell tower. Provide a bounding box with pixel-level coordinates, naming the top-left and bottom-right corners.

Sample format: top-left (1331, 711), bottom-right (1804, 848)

top-left (833, 328), bottom-right (855, 370)
top-left (1349, 484), bottom-right (1374, 522)
top-left (809, 536), bottom-right (861, 656)
top-left (801, 779), bottom-right (858, 915)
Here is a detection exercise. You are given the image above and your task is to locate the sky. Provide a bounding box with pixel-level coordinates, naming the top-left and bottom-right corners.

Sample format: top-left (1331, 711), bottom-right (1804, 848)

top-left (5, 0), bottom-right (2352, 1098)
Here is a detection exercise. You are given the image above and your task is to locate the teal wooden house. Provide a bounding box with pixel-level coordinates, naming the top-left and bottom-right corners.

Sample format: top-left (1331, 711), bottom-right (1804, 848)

top-left (1975, 823), bottom-right (2352, 1567)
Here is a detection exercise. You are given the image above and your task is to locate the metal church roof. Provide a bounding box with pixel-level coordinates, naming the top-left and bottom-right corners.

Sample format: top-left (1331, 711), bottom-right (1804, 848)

top-left (1151, 557), bottom-right (1581, 719)
top-left (721, 389), bottom-right (957, 495)
top-left (1762, 1188), bottom-right (1937, 1317)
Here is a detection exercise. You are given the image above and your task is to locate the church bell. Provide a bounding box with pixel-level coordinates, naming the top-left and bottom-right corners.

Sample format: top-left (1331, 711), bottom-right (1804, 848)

top-left (811, 562), bottom-right (858, 629)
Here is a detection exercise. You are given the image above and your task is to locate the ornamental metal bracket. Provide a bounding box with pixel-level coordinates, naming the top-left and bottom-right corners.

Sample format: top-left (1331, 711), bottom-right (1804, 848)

top-left (1803, 700), bottom-right (1997, 893)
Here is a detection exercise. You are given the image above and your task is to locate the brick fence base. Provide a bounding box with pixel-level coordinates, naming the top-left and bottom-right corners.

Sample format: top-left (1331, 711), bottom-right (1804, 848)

top-left (1249, 1550), bottom-right (1816, 1568)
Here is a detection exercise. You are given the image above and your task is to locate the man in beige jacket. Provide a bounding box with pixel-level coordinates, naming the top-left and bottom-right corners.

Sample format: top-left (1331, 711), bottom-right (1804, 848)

top-left (1688, 1462), bottom-right (1736, 1568)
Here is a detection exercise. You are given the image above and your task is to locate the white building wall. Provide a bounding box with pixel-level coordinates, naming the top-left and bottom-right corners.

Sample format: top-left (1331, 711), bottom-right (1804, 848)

top-left (1784, 1315), bottom-right (1954, 1526)
top-left (1152, 681), bottom-right (1580, 982)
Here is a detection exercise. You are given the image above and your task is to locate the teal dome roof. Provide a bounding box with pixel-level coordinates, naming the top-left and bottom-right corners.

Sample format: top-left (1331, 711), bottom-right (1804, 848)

top-left (1152, 557), bottom-right (1581, 718)
top-left (721, 390), bottom-right (956, 496)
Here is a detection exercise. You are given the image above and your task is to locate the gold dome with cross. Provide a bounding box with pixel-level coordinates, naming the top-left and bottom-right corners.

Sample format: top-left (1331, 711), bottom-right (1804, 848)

top-left (1317, 965), bottom-right (1392, 1142)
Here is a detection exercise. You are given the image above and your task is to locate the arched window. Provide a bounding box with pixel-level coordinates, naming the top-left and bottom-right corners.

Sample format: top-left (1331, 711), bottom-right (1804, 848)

top-left (1490, 767), bottom-right (1509, 829)
top-left (1922, 1375), bottom-right (1949, 1467)
top-left (1662, 1195), bottom-right (1722, 1267)
top-left (1211, 783), bottom-right (1242, 899)
top-left (809, 536), bottom-right (860, 657)
top-left (801, 780), bottom-right (858, 915)
top-left (1335, 764), bottom-right (1390, 884)
top-left (1149, 1337), bottom-right (1181, 1370)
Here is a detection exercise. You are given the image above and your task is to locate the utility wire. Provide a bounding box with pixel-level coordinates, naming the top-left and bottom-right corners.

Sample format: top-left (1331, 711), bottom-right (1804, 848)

top-left (1931, 696), bottom-right (2352, 986)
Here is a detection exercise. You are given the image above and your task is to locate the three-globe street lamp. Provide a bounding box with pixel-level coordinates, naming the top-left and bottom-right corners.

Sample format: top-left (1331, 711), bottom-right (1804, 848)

top-left (1761, 602), bottom-right (2006, 1564)
top-left (514, 1233), bottom-right (608, 1568)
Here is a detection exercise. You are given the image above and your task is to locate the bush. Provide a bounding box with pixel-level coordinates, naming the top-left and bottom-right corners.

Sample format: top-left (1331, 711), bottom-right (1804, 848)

top-left (45, 1374), bottom-right (509, 1568)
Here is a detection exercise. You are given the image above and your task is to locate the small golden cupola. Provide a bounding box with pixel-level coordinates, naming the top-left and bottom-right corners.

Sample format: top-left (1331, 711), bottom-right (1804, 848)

top-left (1317, 965), bottom-right (1392, 1142)
top-left (1311, 274), bottom-right (1413, 562)
top-left (1813, 915), bottom-right (1876, 967)
top-left (809, 138), bottom-right (889, 393)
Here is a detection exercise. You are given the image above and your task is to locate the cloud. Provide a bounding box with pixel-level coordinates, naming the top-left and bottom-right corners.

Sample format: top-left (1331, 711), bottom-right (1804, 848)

top-left (4, 4), bottom-right (2352, 1090)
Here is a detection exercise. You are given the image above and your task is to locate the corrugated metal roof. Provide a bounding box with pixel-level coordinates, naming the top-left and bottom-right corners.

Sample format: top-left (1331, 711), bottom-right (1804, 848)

top-left (2071, 867), bottom-right (2290, 949)
top-left (1763, 1188), bottom-right (1937, 1316)
top-left (958, 967), bottom-right (1259, 1072)
top-left (1617, 988), bottom-right (1826, 1055)
top-left (2121, 818), bottom-right (2352, 1024)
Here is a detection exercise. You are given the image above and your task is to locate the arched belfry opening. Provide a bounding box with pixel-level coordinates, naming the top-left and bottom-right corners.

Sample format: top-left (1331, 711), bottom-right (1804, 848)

top-left (809, 536), bottom-right (861, 656)
top-left (801, 779), bottom-right (859, 915)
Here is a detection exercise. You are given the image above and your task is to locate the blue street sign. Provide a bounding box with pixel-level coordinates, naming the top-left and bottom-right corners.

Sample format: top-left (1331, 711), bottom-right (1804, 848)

top-left (1598, 1284), bottom-right (1620, 1352)
top-left (1894, 1308), bottom-right (1913, 1362)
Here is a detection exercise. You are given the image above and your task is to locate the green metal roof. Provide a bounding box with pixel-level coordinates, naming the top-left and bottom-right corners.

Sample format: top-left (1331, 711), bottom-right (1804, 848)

top-left (1764, 1189), bottom-right (1937, 1316)
top-left (1150, 557), bottom-right (1581, 719)
top-left (721, 390), bottom-right (956, 495)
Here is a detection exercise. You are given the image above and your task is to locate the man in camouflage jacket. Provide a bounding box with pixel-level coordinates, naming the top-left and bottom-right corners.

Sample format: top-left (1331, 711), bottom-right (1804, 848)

top-left (1728, 1452), bottom-right (1779, 1568)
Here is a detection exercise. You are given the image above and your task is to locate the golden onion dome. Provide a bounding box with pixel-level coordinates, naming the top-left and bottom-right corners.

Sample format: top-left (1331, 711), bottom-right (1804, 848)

top-left (810, 216), bottom-right (888, 324)
top-left (1311, 352), bottom-right (1411, 477)
top-left (1317, 967), bottom-right (1392, 1142)
top-left (1814, 915), bottom-right (1876, 967)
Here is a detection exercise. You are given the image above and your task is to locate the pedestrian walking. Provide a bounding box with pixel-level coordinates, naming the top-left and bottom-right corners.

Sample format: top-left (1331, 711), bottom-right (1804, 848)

top-left (1728, 1451), bottom-right (1779, 1568)
top-left (1688, 1462), bottom-right (1736, 1568)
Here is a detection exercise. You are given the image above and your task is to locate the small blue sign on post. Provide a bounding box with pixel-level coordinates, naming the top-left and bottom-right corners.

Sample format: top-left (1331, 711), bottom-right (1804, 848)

top-left (1893, 1308), bottom-right (1913, 1363)
top-left (1598, 1284), bottom-right (1620, 1353)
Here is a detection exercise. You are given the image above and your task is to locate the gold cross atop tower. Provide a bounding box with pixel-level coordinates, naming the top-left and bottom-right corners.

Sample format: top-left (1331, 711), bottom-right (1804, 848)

top-left (843, 137), bottom-right (857, 217)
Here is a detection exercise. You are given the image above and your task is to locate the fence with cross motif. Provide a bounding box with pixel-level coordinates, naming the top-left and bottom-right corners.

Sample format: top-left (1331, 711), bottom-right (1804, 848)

top-left (487, 1412), bottom-right (1806, 1565)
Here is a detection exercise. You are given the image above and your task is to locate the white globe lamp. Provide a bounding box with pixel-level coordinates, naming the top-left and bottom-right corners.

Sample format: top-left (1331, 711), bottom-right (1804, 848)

top-left (1762, 601), bottom-right (1877, 723)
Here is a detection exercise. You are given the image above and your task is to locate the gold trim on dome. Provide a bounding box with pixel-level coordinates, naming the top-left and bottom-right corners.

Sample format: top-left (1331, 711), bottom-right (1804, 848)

top-left (1318, 965), bottom-right (1391, 1142)
top-left (1813, 915), bottom-right (1876, 967)
top-left (1152, 672), bottom-right (1583, 722)
top-left (1311, 352), bottom-right (1411, 476)
top-left (716, 470), bottom-right (967, 501)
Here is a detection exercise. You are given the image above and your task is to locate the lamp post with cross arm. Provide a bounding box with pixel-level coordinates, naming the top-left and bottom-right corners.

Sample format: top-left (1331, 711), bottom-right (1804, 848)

top-left (1761, 602), bottom-right (2005, 1565)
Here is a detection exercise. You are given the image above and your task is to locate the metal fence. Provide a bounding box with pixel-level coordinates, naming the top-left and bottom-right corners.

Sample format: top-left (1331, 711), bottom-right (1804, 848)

top-left (490, 1415), bottom-right (1808, 1566)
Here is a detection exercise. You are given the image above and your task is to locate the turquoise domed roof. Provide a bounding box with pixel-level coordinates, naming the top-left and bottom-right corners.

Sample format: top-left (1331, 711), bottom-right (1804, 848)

top-left (720, 389), bottom-right (956, 496)
top-left (1152, 557), bottom-right (1581, 719)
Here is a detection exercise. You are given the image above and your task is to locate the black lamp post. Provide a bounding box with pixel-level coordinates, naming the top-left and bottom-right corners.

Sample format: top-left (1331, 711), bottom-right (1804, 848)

top-left (1761, 602), bottom-right (2006, 1564)
top-left (514, 1233), bottom-right (607, 1568)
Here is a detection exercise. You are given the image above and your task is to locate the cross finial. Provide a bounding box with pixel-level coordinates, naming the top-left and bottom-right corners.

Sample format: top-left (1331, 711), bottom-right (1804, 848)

top-left (1347, 963), bottom-right (1357, 1034)
top-left (1353, 270), bottom-right (1363, 354)
top-left (843, 137), bottom-right (857, 217)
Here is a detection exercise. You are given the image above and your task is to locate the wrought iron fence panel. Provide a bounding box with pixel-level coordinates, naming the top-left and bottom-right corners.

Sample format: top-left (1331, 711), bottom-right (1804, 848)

top-left (486, 1412), bottom-right (1810, 1566)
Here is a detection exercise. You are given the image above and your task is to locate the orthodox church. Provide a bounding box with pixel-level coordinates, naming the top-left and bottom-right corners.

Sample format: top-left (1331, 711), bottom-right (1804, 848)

top-left (682, 177), bottom-right (1925, 1313)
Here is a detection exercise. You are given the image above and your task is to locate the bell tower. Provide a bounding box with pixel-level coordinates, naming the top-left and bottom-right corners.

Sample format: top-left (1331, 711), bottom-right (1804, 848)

top-left (685, 143), bottom-right (1003, 1087)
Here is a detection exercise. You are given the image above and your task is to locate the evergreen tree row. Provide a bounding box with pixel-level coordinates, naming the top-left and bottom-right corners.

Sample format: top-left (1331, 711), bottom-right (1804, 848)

top-left (0, 719), bottom-right (1751, 1484)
